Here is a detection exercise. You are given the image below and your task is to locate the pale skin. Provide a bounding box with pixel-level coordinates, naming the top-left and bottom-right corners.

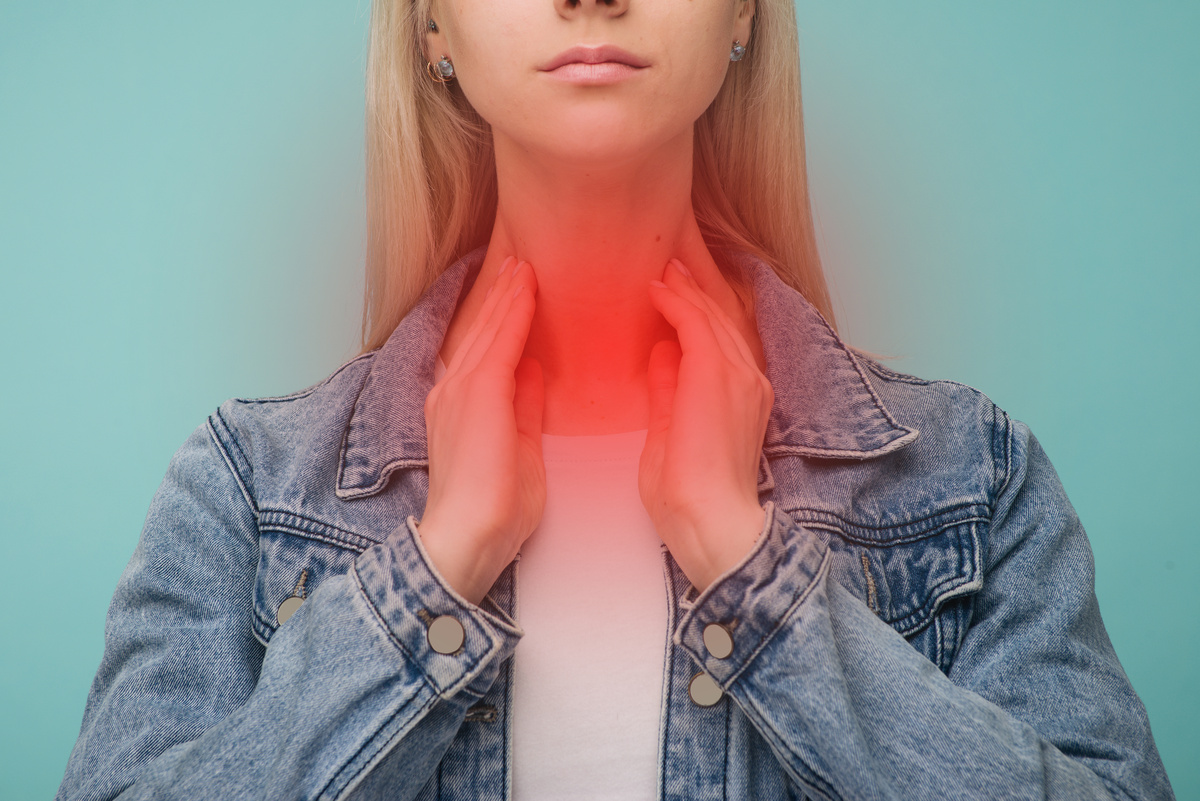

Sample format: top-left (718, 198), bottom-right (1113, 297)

top-left (416, 0), bottom-right (774, 605)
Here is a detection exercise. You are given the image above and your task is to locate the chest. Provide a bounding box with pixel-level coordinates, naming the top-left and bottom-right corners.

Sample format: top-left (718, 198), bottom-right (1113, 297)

top-left (249, 453), bottom-right (985, 798)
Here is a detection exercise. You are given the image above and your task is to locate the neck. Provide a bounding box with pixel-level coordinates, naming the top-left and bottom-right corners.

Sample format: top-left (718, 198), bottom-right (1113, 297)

top-left (441, 128), bottom-right (756, 434)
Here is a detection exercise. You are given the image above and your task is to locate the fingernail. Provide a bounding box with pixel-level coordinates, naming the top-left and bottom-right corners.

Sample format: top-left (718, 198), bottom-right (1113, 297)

top-left (486, 286), bottom-right (493, 298)
top-left (499, 259), bottom-right (511, 277)
top-left (649, 279), bottom-right (668, 289)
top-left (673, 260), bottom-right (692, 278)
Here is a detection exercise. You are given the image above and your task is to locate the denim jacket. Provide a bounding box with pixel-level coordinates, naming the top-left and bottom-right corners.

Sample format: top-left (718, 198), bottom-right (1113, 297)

top-left (58, 247), bottom-right (1173, 801)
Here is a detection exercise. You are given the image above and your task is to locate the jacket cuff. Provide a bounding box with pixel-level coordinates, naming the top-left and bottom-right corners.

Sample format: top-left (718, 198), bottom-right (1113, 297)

top-left (353, 514), bottom-right (524, 699)
top-left (673, 500), bottom-right (829, 686)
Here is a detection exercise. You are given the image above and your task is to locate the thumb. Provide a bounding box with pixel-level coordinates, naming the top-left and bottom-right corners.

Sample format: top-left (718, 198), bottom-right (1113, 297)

top-left (646, 340), bottom-right (681, 439)
top-left (513, 356), bottom-right (545, 442)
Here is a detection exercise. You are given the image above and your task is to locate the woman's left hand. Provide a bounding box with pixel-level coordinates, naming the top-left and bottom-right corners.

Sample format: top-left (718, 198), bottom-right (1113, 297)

top-left (641, 258), bottom-right (774, 594)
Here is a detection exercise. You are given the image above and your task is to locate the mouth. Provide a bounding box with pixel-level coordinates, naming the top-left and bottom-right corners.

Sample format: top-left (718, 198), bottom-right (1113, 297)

top-left (539, 44), bottom-right (650, 72)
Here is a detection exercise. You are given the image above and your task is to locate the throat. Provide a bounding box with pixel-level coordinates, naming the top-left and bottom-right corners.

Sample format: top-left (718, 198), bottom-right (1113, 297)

top-left (539, 381), bottom-right (651, 436)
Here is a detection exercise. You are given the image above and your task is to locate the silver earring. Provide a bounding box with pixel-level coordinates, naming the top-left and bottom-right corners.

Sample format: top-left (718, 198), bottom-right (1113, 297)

top-left (730, 40), bottom-right (746, 62)
top-left (428, 19), bottom-right (438, 32)
top-left (427, 55), bottom-right (455, 82)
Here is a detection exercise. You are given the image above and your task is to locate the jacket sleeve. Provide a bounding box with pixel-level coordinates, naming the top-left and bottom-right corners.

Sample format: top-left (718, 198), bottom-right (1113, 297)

top-left (56, 415), bottom-right (523, 801)
top-left (671, 416), bottom-right (1174, 801)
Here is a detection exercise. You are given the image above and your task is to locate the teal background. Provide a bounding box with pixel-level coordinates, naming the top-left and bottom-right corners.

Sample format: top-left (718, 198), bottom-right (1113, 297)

top-left (1, 1), bottom-right (1195, 797)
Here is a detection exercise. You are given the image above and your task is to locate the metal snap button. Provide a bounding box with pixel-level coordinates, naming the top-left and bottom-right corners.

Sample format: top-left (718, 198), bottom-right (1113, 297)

top-left (428, 615), bottom-right (465, 654)
top-left (703, 622), bottom-right (734, 659)
top-left (277, 596), bottom-right (304, 626)
top-left (688, 672), bottom-right (724, 707)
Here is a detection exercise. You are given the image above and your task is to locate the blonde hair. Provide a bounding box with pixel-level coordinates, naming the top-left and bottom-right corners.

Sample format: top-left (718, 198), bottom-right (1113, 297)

top-left (361, 0), bottom-right (834, 353)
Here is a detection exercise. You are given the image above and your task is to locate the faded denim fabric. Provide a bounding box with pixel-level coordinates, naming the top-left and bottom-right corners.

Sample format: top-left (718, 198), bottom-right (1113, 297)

top-left (57, 247), bottom-right (1174, 800)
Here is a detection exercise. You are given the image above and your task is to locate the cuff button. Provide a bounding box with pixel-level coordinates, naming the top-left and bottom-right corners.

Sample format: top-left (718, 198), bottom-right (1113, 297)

top-left (428, 615), bottom-right (465, 654)
top-left (688, 672), bottom-right (724, 707)
top-left (703, 622), bottom-right (734, 659)
top-left (277, 596), bottom-right (304, 626)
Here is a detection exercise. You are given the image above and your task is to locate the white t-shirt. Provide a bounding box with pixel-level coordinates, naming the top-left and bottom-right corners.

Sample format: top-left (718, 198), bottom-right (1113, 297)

top-left (434, 356), bottom-right (667, 800)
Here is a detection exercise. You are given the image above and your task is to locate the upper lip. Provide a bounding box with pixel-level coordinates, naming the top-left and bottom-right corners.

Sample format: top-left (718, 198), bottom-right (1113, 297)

top-left (540, 44), bottom-right (649, 71)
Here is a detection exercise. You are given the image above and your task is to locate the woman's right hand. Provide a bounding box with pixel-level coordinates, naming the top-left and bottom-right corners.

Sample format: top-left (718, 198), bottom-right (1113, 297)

top-left (415, 257), bottom-right (545, 606)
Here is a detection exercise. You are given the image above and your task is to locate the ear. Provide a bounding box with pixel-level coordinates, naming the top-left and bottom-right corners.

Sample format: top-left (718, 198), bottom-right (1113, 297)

top-left (734, 0), bottom-right (755, 45)
top-left (422, 5), bottom-right (446, 65)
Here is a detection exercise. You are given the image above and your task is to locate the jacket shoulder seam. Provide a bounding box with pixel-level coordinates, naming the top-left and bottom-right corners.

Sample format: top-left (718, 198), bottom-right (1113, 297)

top-left (229, 351), bottom-right (377, 405)
top-left (852, 351), bottom-right (934, 385)
top-left (207, 408), bottom-right (260, 519)
top-left (857, 354), bottom-right (997, 400)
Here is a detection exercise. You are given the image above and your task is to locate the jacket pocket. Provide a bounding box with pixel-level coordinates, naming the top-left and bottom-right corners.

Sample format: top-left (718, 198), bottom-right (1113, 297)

top-left (785, 505), bottom-right (986, 673)
top-left (251, 509), bottom-right (377, 646)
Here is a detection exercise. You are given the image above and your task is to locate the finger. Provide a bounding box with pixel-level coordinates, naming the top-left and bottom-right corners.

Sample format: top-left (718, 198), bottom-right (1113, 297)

top-left (653, 268), bottom-right (745, 373)
top-left (646, 339), bottom-right (681, 438)
top-left (458, 263), bottom-right (537, 382)
top-left (513, 356), bottom-right (545, 444)
top-left (453, 260), bottom-right (533, 379)
top-left (665, 260), bottom-right (758, 372)
top-left (480, 272), bottom-right (539, 379)
top-left (443, 256), bottom-right (518, 378)
top-left (647, 279), bottom-right (725, 370)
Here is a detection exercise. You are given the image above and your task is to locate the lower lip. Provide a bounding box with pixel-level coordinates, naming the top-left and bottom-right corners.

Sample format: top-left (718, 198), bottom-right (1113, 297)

top-left (542, 62), bottom-right (645, 84)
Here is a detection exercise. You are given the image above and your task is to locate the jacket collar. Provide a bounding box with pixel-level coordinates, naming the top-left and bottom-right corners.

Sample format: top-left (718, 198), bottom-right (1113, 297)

top-left (336, 247), bottom-right (918, 499)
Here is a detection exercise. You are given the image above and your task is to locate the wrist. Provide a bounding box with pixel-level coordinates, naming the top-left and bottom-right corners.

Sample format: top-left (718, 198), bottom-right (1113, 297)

top-left (414, 516), bottom-right (510, 607)
top-left (686, 502), bottom-right (768, 593)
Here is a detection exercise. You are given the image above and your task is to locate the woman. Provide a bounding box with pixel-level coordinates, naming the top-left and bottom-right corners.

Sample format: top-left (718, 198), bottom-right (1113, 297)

top-left (57, 0), bottom-right (1173, 799)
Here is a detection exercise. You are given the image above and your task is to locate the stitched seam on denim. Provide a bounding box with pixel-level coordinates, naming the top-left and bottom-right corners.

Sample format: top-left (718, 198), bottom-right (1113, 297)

top-left (891, 576), bottom-right (982, 635)
top-left (838, 339), bottom-right (918, 435)
top-left (934, 611), bottom-right (946, 670)
top-left (334, 370), bottom-right (433, 494)
top-left (340, 458), bottom-right (428, 497)
top-left (733, 554), bottom-right (842, 801)
top-left (502, 656), bottom-right (511, 801)
top-left (757, 453), bottom-right (776, 494)
top-left (722, 696), bottom-right (731, 801)
top-left (993, 409), bottom-right (1015, 505)
top-left (887, 524), bottom-right (985, 635)
top-left (208, 409), bottom-right (260, 518)
top-left (794, 290), bottom-right (911, 437)
top-left (989, 402), bottom-right (1002, 500)
top-left (337, 420), bottom-right (429, 495)
top-left (207, 420), bottom-right (256, 517)
top-left (762, 439), bottom-right (916, 461)
top-left (862, 358), bottom-right (1005, 403)
top-left (324, 681), bottom-right (439, 801)
top-left (350, 559), bottom-right (443, 688)
top-left (502, 650), bottom-right (513, 801)
top-left (258, 510), bottom-right (378, 551)
top-left (258, 526), bottom-right (370, 554)
top-left (722, 548), bottom-right (830, 691)
top-left (656, 550), bottom-right (676, 801)
top-left (850, 522), bottom-right (982, 635)
top-left (336, 369), bottom-right (384, 495)
top-left (859, 356), bottom-right (932, 385)
top-left (252, 609), bottom-right (276, 643)
top-left (786, 504), bottom-right (990, 545)
top-left (235, 352), bottom-right (375, 405)
top-left (678, 501), bottom-right (781, 627)
top-left (335, 411), bottom-right (357, 493)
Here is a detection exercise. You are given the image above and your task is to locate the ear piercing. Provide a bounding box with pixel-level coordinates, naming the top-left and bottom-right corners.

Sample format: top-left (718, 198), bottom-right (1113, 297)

top-left (730, 40), bottom-right (746, 62)
top-left (427, 55), bottom-right (455, 82)
top-left (426, 19), bottom-right (454, 81)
